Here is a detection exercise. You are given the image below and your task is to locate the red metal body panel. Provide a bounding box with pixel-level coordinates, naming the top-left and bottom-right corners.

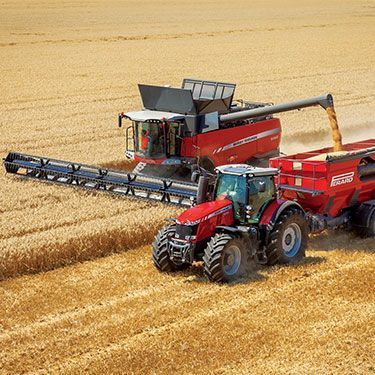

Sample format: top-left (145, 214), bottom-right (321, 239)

top-left (176, 199), bottom-right (234, 241)
top-left (258, 199), bottom-right (304, 227)
top-left (134, 154), bottom-right (167, 164)
top-left (270, 139), bottom-right (375, 218)
top-left (259, 199), bottom-right (286, 226)
top-left (185, 118), bottom-right (281, 165)
top-left (135, 118), bottom-right (281, 166)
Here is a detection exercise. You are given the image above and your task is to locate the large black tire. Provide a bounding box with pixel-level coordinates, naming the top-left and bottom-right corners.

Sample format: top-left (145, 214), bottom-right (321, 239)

top-left (203, 234), bottom-right (251, 282)
top-left (265, 207), bottom-right (308, 265)
top-left (152, 225), bottom-right (189, 272)
top-left (366, 214), bottom-right (375, 237)
top-left (353, 202), bottom-right (375, 237)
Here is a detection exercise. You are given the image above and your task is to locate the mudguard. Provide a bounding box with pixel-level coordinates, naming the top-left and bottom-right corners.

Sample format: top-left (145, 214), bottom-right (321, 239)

top-left (215, 225), bottom-right (259, 239)
top-left (215, 226), bottom-right (244, 235)
top-left (259, 199), bottom-right (305, 230)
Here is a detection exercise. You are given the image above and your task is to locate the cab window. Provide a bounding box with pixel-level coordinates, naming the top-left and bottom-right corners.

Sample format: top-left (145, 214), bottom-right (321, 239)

top-left (168, 122), bottom-right (180, 156)
top-left (215, 174), bottom-right (247, 220)
top-left (135, 121), bottom-right (165, 158)
top-left (247, 176), bottom-right (275, 219)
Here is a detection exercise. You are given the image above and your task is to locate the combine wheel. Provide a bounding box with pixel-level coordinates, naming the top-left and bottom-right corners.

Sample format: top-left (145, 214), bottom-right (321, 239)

top-left (203, 234), bottom-right (250, 282)
top-left (152, 225), bottom-right (189, 272)
top-left (265, 207), bottom-right (308, 265)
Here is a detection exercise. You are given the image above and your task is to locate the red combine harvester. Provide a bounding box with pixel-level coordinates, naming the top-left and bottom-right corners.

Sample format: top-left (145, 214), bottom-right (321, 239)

top-left (4, 80), bottom-right (338, 207)
top-left (152, 139), bottom-right (375, 282)
top-left (119, 78), bottom-right (334, 178)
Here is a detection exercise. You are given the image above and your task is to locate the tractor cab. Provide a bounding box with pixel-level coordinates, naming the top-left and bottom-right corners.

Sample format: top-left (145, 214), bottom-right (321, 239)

top-left (214, 164), bottom-right (278, 223)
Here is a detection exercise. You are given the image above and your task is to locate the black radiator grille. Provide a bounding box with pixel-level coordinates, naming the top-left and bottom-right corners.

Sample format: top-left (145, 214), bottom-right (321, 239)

top-left (175, 224), bottom-right (198, 238)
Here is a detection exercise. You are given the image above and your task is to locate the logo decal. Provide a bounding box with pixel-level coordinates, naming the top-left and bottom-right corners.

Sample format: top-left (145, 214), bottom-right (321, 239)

top-left (330, 172), bottom-right (354, 187)
top-left (213, 128), bottom-right (280, 154)
top-left (180, 205), bottom-right (232, 226)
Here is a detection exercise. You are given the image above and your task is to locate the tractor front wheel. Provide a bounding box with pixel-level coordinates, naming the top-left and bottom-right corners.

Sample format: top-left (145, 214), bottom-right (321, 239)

top-left (152, 225), bottom-right (189, 272)
top-left (265, 207), bottom-right (308, 265)
top-left (203, 234), bottom-right (250, 282)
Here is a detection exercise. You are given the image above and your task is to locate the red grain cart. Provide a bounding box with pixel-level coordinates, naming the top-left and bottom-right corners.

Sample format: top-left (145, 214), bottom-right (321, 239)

top-left (269, 139), bottom-right (375, 233)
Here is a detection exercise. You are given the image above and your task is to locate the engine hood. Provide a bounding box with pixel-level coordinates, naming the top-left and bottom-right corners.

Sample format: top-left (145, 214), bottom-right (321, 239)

top-left (176, 199), bottom-right (232, 225)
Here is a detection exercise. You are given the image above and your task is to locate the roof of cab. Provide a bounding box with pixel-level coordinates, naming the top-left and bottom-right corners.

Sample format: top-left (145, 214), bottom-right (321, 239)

top-left (124, 110), bottom-right (185, 122)
top-left (215, 164), bottom-right (278, 177)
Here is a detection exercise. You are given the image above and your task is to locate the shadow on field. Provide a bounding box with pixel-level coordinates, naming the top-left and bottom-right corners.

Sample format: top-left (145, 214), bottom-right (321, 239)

top-left (181, 255), bottom-right (326, 285)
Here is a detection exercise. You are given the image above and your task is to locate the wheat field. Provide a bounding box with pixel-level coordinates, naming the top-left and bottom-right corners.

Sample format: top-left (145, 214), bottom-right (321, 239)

top-left (0, 0), bottom-right (375, 373)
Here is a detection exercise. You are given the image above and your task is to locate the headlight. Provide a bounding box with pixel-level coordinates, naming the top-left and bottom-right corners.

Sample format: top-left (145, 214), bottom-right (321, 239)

top-left (246, 205), bottom-right (253, 215)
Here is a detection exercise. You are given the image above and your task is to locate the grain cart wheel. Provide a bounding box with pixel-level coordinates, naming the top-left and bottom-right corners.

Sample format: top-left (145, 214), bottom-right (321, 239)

top-left (203, 234), bottom-right (250, 282)
top-left (265, 207), bottom-right (308, 265)
top-left (152, 225), bottom-right (189, 272)
top-left (366, 210), bottom-right (375, 237)
top-left (353, 201), bottom-right (375, 237)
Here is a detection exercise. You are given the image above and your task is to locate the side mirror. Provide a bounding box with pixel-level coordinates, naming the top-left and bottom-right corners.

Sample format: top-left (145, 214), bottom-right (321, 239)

top-left (258, 181), bottom-right (266, 193)
top-left (118, 113), bottom-right (122, 128)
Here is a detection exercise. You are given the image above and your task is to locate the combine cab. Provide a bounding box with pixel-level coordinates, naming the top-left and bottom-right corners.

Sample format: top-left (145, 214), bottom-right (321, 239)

top-left (152, 139), bottom-right (375, 282)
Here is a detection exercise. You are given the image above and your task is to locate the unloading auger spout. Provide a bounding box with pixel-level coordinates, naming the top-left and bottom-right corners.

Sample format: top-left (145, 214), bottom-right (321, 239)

top-left (220, 93), bottom-right (344, 151)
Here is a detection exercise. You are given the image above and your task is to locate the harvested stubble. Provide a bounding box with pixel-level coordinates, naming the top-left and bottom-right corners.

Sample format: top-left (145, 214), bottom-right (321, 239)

top-left (0, 0), bottom-right (375, 372)
top-left (0, 237), bottom-right (374, 374)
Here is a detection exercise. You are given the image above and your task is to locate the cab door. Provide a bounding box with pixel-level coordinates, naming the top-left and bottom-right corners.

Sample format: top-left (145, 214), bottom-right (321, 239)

top-left (247, 176), bottom-right (276, 223)
top-left (125, 122), bottom-right (135, 158)
top-left (167, 122), bottom-right (180, 156)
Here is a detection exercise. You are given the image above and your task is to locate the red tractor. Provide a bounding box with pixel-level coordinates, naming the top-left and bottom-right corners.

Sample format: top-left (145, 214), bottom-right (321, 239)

top-left (152, 139), bottom-right (375, 282)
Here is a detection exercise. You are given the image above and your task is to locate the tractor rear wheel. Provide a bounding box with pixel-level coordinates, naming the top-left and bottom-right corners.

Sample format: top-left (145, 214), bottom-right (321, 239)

top-left (203, 234), bottom-right (250, 282)
top-left (265, 207), bottom-right (308, 265)
top-left (152, 225), bottom-right (189, 272)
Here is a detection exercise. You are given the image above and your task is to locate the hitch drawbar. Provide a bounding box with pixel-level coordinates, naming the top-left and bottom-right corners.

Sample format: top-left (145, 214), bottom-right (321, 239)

top-left (3, 152), bottom-right (197, 206)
